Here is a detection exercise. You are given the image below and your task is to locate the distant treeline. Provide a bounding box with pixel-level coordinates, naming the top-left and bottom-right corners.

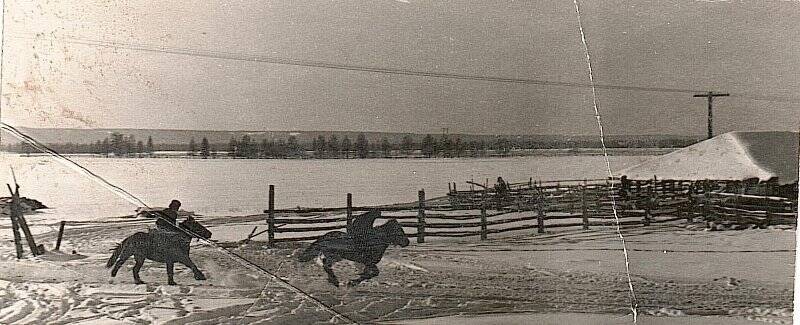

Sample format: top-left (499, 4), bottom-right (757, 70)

top-left (1, 131), bottom-right (699, 158)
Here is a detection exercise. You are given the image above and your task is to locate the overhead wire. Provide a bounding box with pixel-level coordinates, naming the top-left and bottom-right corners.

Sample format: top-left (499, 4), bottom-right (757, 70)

top-left (7, 33), bottom-right (800, 105)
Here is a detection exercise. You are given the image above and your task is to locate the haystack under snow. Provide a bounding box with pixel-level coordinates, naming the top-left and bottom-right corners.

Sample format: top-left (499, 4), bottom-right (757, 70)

top-left (619, 131), bottom-right (798, 185)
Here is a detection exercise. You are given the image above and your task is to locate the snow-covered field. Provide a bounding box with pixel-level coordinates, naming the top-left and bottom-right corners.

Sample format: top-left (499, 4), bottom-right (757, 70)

top-left (0, 213), bottom-right (793, 324)
top-left (0, 153), bottom-right (793, 324)
top-left (0, 154), bottom-right (650, 220)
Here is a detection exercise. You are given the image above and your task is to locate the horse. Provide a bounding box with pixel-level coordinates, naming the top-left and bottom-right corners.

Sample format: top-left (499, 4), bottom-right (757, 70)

top-left (297, 218), bottom-right (410, 287)
top-left (106, 217), bottom-right (212, 285)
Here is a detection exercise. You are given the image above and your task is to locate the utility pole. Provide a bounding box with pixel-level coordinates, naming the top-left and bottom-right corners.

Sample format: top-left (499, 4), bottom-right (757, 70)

top-left (693, 91), bottom-right (729, 139)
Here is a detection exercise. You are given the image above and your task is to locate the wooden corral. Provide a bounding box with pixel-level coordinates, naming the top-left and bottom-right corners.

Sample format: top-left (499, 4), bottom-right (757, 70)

top-left (261, 178), bottom-right (798, 245)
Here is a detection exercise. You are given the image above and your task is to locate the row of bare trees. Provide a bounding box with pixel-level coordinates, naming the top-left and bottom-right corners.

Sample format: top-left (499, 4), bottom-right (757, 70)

top-left (218, 133), bottom-right (511, 159)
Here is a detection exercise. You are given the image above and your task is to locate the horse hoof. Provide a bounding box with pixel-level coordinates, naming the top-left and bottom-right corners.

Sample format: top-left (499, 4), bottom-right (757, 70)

top-left (328, 279), bottom-right (339, 287)
top-left (168, 281), bottom-right (177, 286)
top-left (347, 280), bottom-right (360, 287)
top-left (195, 275), bottom-right (206, 281)
top-left (135, 281), bottom-right (146, 285)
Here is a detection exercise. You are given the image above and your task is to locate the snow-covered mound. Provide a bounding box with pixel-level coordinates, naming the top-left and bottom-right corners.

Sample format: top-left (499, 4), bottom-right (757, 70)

top-left (619, 131), bottom-right (798, 185)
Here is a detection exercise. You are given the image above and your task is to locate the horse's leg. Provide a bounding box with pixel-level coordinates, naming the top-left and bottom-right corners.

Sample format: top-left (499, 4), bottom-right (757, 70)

top-left (348, 264), bottom-right (379, 287)
top-left (111, 247), bottom-right (133, 277)
top-left (181, 258), bottom-right (206, 280)
top-left (166, 261), bottom-right (176, 285)
top-left (132, 255), bottom-right (146, 285)
top-left (322, 256), bottom-right (339, 287)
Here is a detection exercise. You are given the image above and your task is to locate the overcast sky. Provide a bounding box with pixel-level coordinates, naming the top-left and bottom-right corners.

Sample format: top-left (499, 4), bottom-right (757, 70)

top-left (1, 0), bottom-right (798, 135)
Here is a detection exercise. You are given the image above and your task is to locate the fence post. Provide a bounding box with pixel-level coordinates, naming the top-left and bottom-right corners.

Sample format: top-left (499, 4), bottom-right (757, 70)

top-left (8, 184), bottom-right (39, 255)
top-left (480, 203), bottom-right (487, 240)
top-left (764, 210), bottom-right (772, 228)
top-left (533, 184), bottom-right (546, 233)
top-left (642, 186), bottom-right (652, 226)
top-left (537, 207), bottom-right (545, 233)
top-left (267, 185), bottom-right (275, 247)
top-left (55, 220), bottom-right (66, 251)
top-left (645, 179), bottom-right (657, 226)
top-left (681, 205), bottom-right (692, 223)
top-left (8, 203), bottom-right (23, 259)
top-left (417, 189), bottom-right (426, 243)
top-left (581, 185), bottom-right (589, 230)
top-left (346, 193), bottom-right (353, 230)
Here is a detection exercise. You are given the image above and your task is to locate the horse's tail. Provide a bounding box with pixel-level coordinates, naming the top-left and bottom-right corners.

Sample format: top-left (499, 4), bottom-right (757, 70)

top-left (106, 243), bottom-right (122, 268)
top-left (297, 242), bottom-right (321, 262)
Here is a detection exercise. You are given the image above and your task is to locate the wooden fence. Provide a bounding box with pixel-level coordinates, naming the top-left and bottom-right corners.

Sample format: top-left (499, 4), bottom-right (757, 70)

top-left (702, 192), bottom-right (797, 227)
top-left (260, 178), bottom-right (797, 246)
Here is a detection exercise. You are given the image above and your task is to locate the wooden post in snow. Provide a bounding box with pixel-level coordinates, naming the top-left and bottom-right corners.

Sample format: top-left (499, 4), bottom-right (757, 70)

top-left (417, 190), bottom-right (426, 243)
top-left (764, 210), bottom-right (772, 228)
top-left (701, 186), bottom-right (710, 221)
top-left (7, 194), bottom-right (23, 259)
top-left (681, 205), bottom-right (692, 223)
top-left (267, 185), bottom-right (275, 247)
top-left (643, 181), bottom-right (654, 226)
top-left (55, 221), bottom-right (66, 251)
top-left (480, 202), bottom-right (487, 240)
top-left (581, 184), bottom-right (590, 230)
top-left (346, 193), bottom-right (353, 230)
top-left (537, 206), bottom-right (546, 233)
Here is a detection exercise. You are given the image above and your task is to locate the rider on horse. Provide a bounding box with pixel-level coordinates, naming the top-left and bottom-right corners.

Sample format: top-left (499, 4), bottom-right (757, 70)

top-left (299, 209), bottom-right (409, 287)
top-left (155, 200), bottom-right (182, 232)
top-left (347, 209), bottom-right (384, 250)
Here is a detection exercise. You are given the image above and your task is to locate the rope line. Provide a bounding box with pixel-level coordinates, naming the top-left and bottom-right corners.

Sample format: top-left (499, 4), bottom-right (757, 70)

top-left (238, 261), bottom-right (285, 324)
top-left (0, 121), bottom-right (357, 324)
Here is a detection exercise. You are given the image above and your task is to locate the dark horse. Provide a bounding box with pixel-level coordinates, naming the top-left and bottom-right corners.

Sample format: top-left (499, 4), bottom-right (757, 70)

top-left (106, 217), bottom-right (212, 285)
top-left (298, 210), bottom-right (410, 287)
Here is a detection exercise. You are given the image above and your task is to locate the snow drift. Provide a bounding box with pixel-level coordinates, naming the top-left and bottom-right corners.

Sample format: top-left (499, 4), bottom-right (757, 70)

top-left (619, 131), bottom-right (799, 185)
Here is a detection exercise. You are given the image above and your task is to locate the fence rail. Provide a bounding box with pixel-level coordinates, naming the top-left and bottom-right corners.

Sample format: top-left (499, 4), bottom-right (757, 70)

top-left (260, 178), bottom-right (798, 245)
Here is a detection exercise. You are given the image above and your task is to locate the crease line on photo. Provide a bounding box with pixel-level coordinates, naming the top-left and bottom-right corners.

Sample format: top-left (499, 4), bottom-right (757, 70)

top-left (571, 0), bottom-right (639, 322)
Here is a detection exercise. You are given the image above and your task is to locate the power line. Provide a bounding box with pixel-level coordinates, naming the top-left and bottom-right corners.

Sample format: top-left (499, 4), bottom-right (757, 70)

top-left (10, 33), bottom-right (800, 104)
